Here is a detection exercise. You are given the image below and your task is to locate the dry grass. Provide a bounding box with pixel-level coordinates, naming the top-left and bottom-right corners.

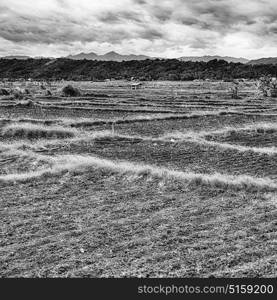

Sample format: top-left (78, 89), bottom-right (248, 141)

top-left (67, 110), bottom-right (240, 127)
top-left (1, 153), bottom-right (276, 191)
top-left (1, 123), bottom-right (77, 140)
top-left (161, 122), bottom-right (277, 155)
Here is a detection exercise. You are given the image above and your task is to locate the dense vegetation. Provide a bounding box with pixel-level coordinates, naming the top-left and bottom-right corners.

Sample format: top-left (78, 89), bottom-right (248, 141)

top-left (1, 58), bottom-right (277, 81)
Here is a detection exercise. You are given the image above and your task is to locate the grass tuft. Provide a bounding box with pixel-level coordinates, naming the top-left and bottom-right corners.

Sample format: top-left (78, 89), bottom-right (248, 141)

top-left (1, 123), bottom-right (76, 140)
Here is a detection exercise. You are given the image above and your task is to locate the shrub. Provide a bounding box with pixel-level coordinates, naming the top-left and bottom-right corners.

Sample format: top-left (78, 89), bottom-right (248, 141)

top-left (257, 76), bottom-right (277, 97)
top-left (45, 90), bottom-right (52, 96)
top-left (16, 100), bottom-right (36, 107)
top-left (61, 85), bottom-right (81, 97)
top-left (13, 91), bottom-right (24, 100)
top-left (12, 87), bottom-right (31, 99)
top-left (0, 88), bottom-right (10, 96)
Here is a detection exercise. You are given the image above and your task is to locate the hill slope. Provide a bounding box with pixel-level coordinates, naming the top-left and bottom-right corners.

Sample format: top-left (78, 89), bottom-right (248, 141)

top-left (178, 55), bottom-right (249, 64)
top-left (248, 57), bottom-right (277, 65)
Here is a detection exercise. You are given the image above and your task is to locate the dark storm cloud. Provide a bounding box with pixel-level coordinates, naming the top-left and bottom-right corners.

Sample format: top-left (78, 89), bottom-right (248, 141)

top-left (0, 15), bottom-right (134, 45)
top-left (0, 2), bottom-right (163, 45)
top-left (131, 0), bottom-right (277, 37)
top-left (55, 0), bottom-right (69, 7)
top-left (139, 27), bottom-right (164, 40)
top-left (99, 11), bottom-right (144, 24)
top-left (131, 0), bottom-right (254, 34)
top-left (151, 6), bottom-right (173, 22)
top-left (132, 0), bottom-right (147, 5)
top-left (190, 37), bottom-right (216, 49)
top-left (0, 14), bottom-right (91, 43)
top-left (181, 0), bottom-right (253, 32)
top-left (99, 12), bottom-right (121, 23)
top-left (0, 7), bottom-right (136, 45)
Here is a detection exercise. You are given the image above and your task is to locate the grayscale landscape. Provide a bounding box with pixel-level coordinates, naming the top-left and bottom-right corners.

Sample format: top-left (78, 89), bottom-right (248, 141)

top-left (0, 0), bottom-right (277, 279)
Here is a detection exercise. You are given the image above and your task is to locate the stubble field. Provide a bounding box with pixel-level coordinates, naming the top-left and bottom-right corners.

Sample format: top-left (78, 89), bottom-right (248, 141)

top-left (1, 80), bottom-right (277, 277)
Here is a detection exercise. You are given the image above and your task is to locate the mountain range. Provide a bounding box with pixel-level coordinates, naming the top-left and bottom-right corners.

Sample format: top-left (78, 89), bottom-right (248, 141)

top-left (67, 52), bottom-right (250, 63)
top-left (66, 53), bottom-right (277, 65)
top-left (1, 52), bottom-right (277, 65)
top-left (1, 55), bottom-right (54, 60)
top-left (2, 55), bottom-right (30, 60)
top-left (67, 51), bottom-right (150, 61)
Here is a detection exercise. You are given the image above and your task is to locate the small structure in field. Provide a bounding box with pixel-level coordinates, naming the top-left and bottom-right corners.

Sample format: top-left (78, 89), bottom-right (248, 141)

top-left (229, 82), bottom-right (239, 99)
top-left (2, 79), bottom-right (12, 88)
top-left (130, 82), bottom-right (143, 90)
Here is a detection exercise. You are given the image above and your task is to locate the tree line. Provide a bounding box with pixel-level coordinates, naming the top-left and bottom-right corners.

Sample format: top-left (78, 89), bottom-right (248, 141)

top-left (1, 58), bottom-right (277, 81)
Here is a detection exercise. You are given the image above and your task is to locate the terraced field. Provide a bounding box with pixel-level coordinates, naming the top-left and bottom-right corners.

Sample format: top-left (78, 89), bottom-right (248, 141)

top-left (1, 80), bottom-right (277, 277)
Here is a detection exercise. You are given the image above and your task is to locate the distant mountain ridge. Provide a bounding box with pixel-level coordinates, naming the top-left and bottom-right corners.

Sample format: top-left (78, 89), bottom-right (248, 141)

top-left (2, 52), bottom-right (277, 65)
top-left (2, 55), bottom-right (30, 60)
top-left (178, 55), bottom-right (249, 64)
top-left (67, 52), bottom-right (249, 63)
top-left (67, 51), bottom-right (151, 61)
top-left (1, 55), bottom-right (55, 60)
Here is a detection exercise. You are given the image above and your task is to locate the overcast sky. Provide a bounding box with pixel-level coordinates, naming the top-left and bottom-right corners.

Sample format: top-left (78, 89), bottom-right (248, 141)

top-left (0, 0), bottom-right (277, 59)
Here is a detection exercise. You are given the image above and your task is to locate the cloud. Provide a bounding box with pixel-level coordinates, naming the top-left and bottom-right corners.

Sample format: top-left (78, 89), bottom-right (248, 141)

top-left (99, 11), bottom-right (144, 24)
top-left (0, 0), bottom-right (277, 58)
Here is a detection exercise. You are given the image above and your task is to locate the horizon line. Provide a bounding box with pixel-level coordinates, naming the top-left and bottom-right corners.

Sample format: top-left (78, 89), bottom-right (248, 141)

top-left (1, 52), bottom-right (273, 61)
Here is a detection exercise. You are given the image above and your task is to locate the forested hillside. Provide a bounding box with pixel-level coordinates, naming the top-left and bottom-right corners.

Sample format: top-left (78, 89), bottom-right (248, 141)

top-left (1, 58), bottom-right (277, 81)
